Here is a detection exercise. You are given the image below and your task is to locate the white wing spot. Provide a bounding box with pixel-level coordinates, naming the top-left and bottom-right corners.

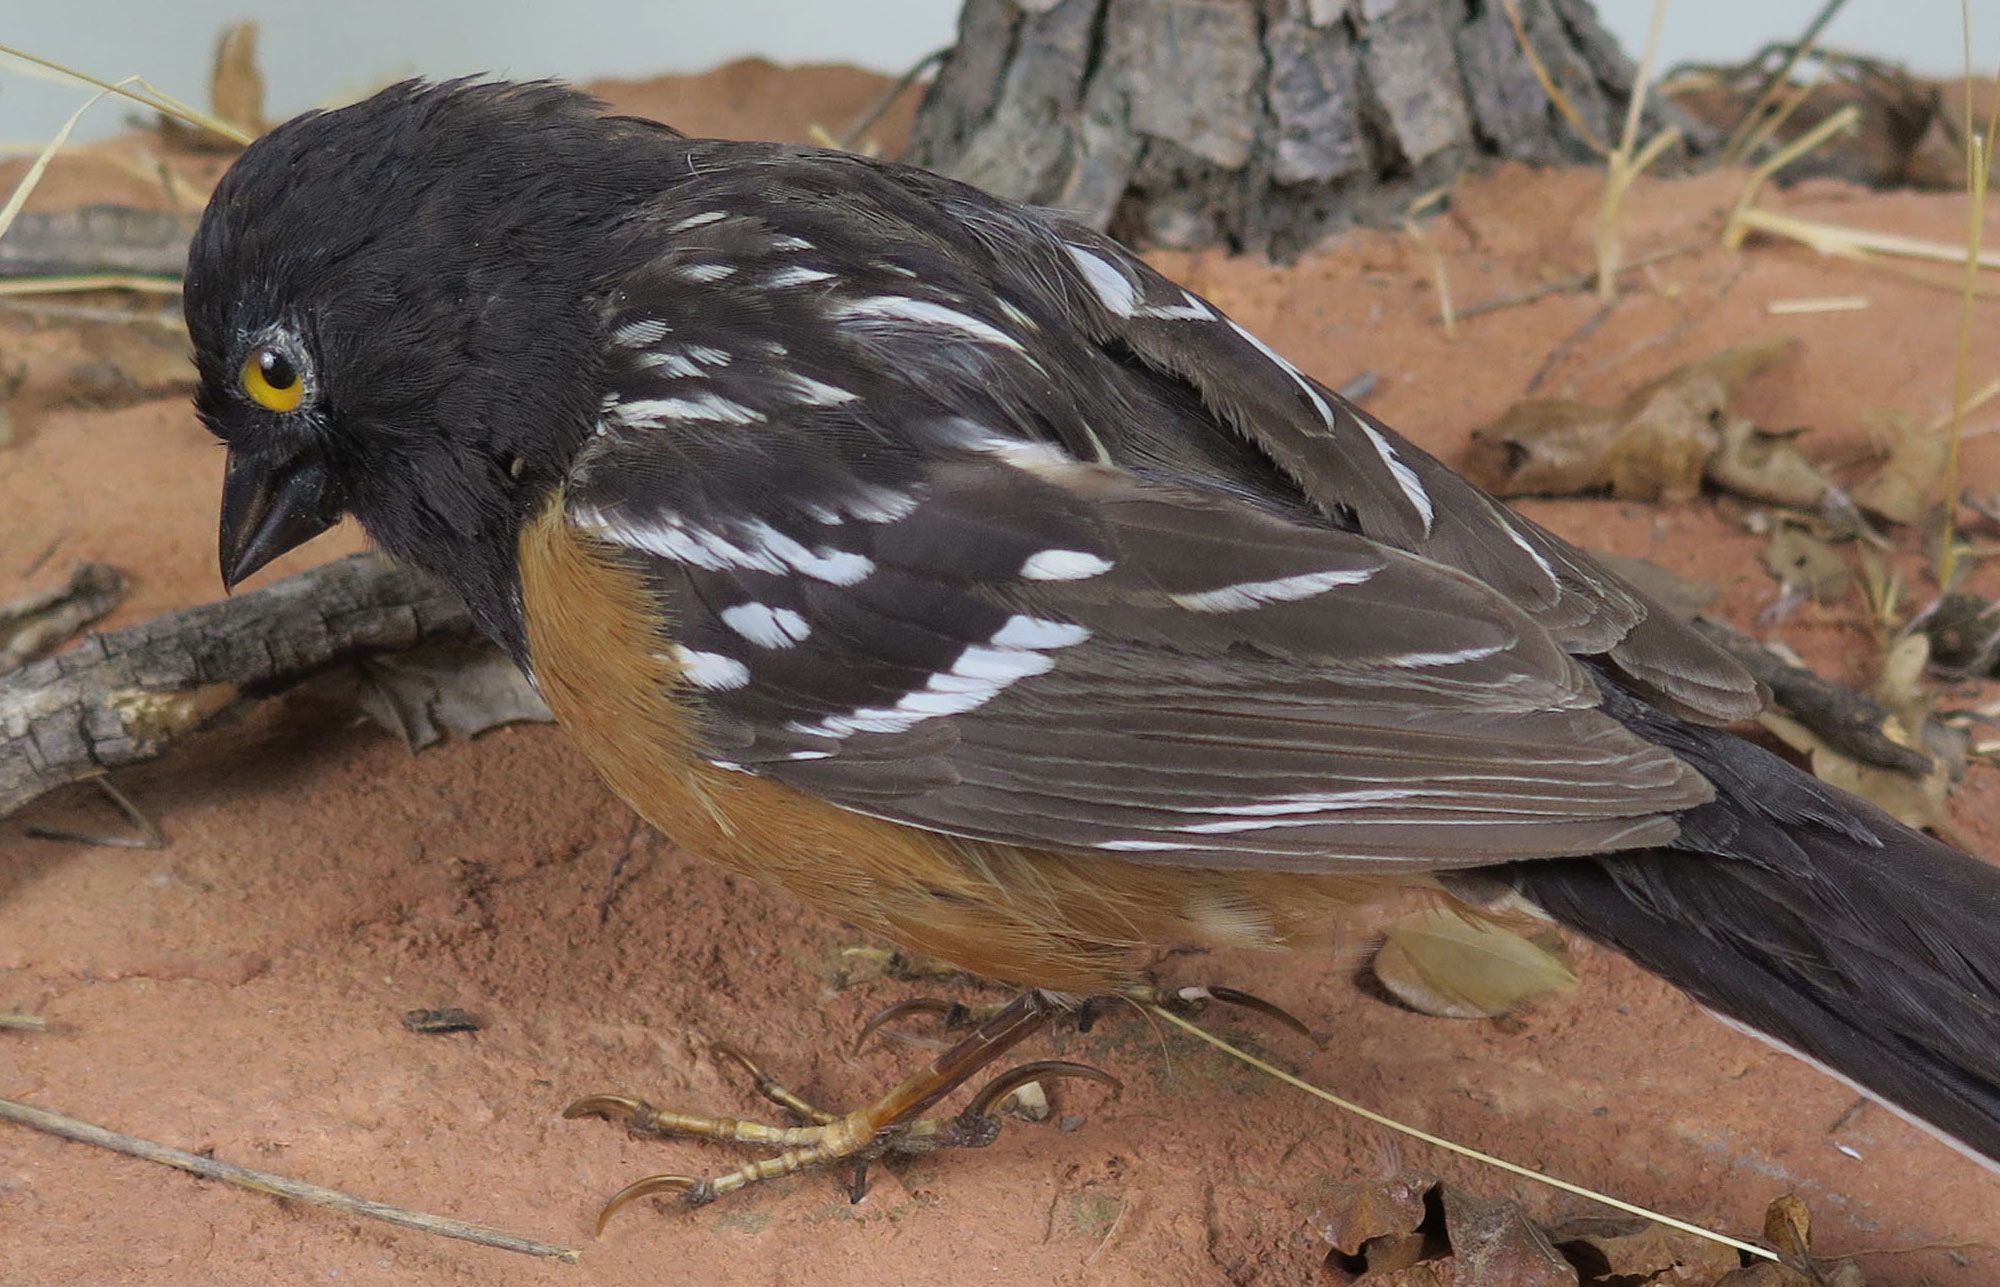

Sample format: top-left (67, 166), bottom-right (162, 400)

top-left (1225, 317), bottom-right (1335, 422)
top-left (1137, 290), bottom-right (1214, 321)
top-left (668, 211), bottom-right (729, 233)
top-left (611, 319), bottom-right (669, 347)
top-left (775, 372), bottom-right (859, 407)
top-left (1095, 839), bottom-right (1185, 852)
top-left (580, 511), bottom-right (756, 570)
top-left (612, 393), bottom-right (762, 426)
top-left (848, 487), bottom-right (918, 523)
top-left (1064, 244), bottom-right (1138, 316)
top-left (768, 266), bottom-right (836, 289)
top-left (637, 350), bottom-right (704, 378)
top-left (1178, 789), bottom-right (1426, 817)
top-left (1221, 318), bottom-right (1433, 532)
top-left (676, 263), bottom-right (736, 283)
top-left (988, 614), bottom-right (1092, 649)
top-left (720, 602), bottom-right (812, 648)
top-left (575, 507), bottom-right (874, 585)
top-left (739, 521), bottom-right (874, 584)
top-left (667, 645), bottom-right (750, 691)
top-left (1354, 418), bottom-right (1436, 533)
top-left (686, 344), bottom-right (732, 367)
top-left (770, 234), bottom-right (814, 251)
top-left (1169, 567), bottom-right (1375, 612)
top-left (1020, 549), bottom-right (1114, 582)
top-left (834, 297), bottom-right (1023, 352)
top-left (1499, 518), bottom-right (1559, 583)
top-left (1399, 643), bottom-right (1507, 667)
top-left (795, 615), bottom-right (1088, 739)
top-left (955, 426), bottom-right (1077, 471)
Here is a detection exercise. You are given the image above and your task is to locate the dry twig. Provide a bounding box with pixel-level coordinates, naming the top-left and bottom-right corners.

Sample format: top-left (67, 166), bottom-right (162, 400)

top-left (0, 1096), bottom-right (579, 1262)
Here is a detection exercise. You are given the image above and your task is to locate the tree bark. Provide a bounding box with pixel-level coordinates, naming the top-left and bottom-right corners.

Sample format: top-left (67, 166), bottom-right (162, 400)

top-left (903, 0), bottom-right (1706, 259)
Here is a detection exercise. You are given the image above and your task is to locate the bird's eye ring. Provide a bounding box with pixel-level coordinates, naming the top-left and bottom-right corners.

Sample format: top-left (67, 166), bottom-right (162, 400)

top-left (240, 345), bottom-right (304, 413)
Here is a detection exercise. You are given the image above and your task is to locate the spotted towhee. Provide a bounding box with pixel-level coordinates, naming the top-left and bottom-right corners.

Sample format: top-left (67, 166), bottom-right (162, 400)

top-left (184, 80), bottom-right (2000, 1213)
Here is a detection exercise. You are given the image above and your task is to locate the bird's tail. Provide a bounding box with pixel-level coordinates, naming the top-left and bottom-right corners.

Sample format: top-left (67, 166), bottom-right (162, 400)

top-left (1507, 705), bottom-right (2000, 1166)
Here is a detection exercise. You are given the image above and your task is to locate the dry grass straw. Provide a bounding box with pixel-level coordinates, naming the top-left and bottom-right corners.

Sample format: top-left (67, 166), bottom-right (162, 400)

top-left (0, 44), bottom-right (250, 294)
top-left (1766, 294), bottom-right (1869, 314)
top-left (1935, 16), bottom-right (2000, 591)
top-left (0, 274), bottom-right (183, 297)
top-left (1151, 1006), bottom-right (1780, 1264)
top-left (0, 76), bottom-right (128, 246)
top-left (0, 45), bottom-right (249, 145)
top-left (1501, 0), bottom-right (1606, 153)
top-left (1402, 186), bottom-right (1456, 338)
top-left (1595, 0), bottom-right (1681, 299)
top-left (1499, 0), bottom-right (1681, 302)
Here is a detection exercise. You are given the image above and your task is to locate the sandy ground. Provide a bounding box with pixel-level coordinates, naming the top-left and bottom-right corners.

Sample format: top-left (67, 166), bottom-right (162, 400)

top-left (5, 59), bottom-right (2000, 1287)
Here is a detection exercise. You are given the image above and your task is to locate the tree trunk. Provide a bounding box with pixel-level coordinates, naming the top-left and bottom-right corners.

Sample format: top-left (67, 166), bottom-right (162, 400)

top-left (902, 0), bottom-right (1705, 259)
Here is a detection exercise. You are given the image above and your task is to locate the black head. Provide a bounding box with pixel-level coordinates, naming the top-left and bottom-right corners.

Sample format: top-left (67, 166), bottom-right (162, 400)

top-left (185, 78), bottom-right (691, 653)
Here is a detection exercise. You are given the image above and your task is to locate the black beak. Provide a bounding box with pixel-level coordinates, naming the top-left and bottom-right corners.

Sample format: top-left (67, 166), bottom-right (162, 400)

top-left (218, 451), bottom-right (342, 589)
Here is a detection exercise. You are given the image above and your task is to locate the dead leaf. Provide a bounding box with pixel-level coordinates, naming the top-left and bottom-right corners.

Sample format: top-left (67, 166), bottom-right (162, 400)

top-left (1707, 417), bottom-right (1836, 509)
top-left (1873, 633), bottom-right (1931, 717)
top-left (0, 563), bottom-right (124, 674)
top-left (1552, 1217), bottom-right (1740, 1285)
top-left (1318, 1172), bottom-right (1796, 1285)
top-left (1871, 632), bottom-right (1967, 785)
top-left (1711, 1195), bottom-right (1867, 1287)
top-left (1465, 339), bottom-right (1799, 505)
top-left (301, 639), bottom-right (551, 751)
top-left (1760, 527), bottom-right (1852, 603)
top-left (1313, 1172), bottom-right (1437, 1268)
top-left (1433, 1184), bottom-right (1577, 1287)
top-left (1372, 907), bottom-right (1576, 1019)
top-left (1761, 1194), bottom-right (1812, 1261)
top-left (1852, 410), bottom-right (1949, 526)
top-left (1466, 398), bottom-right (1662, 498)
top-left (1313, 1173), bottom-right (1451, 1284)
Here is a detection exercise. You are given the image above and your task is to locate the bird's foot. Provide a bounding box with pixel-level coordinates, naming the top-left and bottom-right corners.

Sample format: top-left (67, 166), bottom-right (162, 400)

top-left (565, 990), bottom-right (1117, 1229)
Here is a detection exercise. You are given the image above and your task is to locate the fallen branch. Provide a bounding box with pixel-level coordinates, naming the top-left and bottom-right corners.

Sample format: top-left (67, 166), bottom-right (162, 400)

top-left (0, 1095), bottom-right (579, 1262)
top-left (0, 554), bottom-right (475, 817)
top-left (1692, 615), bottom-right (1934, 775)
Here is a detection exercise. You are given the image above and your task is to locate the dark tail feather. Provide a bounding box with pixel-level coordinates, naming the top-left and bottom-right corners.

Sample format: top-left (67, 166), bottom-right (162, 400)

top-left (1508, 708), bottom-right (2000, 1166)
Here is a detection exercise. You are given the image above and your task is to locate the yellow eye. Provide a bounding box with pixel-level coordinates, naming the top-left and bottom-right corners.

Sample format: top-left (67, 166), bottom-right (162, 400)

top-left (240, 345), bottom-right (304, 413)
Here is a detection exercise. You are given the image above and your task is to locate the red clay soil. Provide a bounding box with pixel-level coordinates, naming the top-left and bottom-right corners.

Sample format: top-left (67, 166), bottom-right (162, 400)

top-left (5, 60), bottom-right (2000, 1287)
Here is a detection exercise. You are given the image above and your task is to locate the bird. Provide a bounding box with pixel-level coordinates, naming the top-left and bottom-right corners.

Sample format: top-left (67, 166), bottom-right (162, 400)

top-left (184, 78), bottom-right (2000, 1220)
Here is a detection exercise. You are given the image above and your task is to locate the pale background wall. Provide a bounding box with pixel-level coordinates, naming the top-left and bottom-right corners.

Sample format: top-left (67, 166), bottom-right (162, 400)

top-left (4, 2), bottom-right (1996, 145)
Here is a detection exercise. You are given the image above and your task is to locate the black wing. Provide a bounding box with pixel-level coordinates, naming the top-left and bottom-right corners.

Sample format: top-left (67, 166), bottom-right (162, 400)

top-left (555, 145), bottom-right (1732, 873)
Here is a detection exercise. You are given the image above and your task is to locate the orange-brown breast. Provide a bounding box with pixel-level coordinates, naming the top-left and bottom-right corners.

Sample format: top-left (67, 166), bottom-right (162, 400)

top-left (517, 494), bottom-right (1396, 993)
